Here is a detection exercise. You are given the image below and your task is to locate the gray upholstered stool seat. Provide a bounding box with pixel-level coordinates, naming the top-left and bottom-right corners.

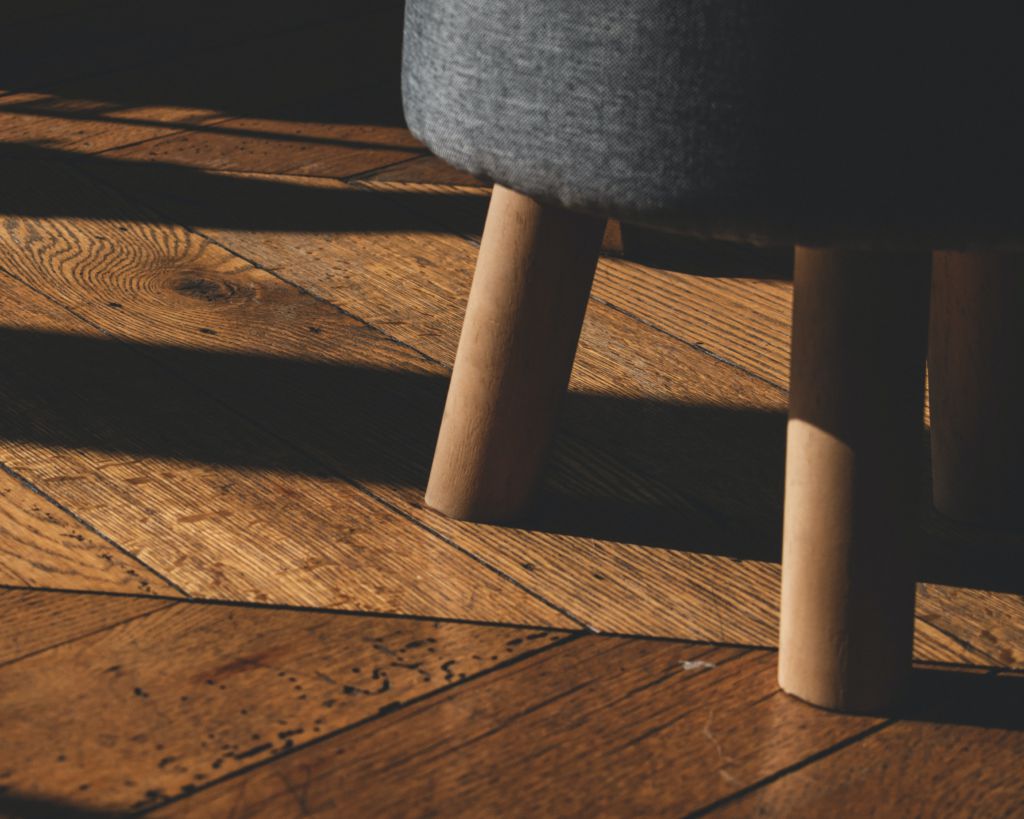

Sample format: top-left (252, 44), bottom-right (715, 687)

top-left (401, 0), bottom-right (1023, 715)
top-left (404, 1), bottom-right (1024, 249)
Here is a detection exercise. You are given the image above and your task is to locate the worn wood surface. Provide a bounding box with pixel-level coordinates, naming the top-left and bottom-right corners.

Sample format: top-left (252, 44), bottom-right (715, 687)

top-left (150, 639), bottom-right (882, 818)
top-left (69, 157), bottom-right (1022, 663)
top-left (0, 155), bottom-right (784, 644)
top-left (0, 589), bottom-right (568, 813)
top-left (0, 184), bottom-right (571, 627)
top-left (0, 467), bottom-right (180, 596)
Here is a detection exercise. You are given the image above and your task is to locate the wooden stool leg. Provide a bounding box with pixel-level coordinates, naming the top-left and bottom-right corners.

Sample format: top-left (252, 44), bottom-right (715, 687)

top-left (929, 251), bottom-right (1024, 525)
top-left (425, 184), bottom-right (606, 522)
top-left (779, 247), bottom-right (930, 712)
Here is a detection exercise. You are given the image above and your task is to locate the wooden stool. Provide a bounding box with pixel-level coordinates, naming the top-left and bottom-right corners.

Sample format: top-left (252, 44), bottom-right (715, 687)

top-left (403, 0), bottom-right (1024, 714)
top-left (424, 185), bottom-right (1020, 713)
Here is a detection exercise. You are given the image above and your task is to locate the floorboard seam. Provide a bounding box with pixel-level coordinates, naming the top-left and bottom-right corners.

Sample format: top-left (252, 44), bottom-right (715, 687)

top-left (24, 160), bottom-right (592, 630)
top-left (88, 80), bottom-right (406, 164)
top-left (0, 600), bottom-right (178, 670)
top-left (0, 584), bottom-right (586, 633)
top-left (3, 176), bottom-right (1002, 664)
top-left (367, 181), bottom-right (793, 395)
top-left (916, 612), bottom-right (1002, 667)
top-left (682, 719), bottom-right (896, 818)
top-left (71, 156), bottom-right (448, 372)
top-left (135, 631), bottom-right (587, 816)
top-left (0, 453), bottom-right (189, 598)
top-left (341, 154), bottom-right (435, 184)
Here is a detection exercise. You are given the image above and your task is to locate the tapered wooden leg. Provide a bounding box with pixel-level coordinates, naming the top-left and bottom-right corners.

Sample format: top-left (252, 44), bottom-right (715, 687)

top-left (929, 251), bottom-right (1024, 526)
top-left (425, 184), bottom-right (606, 522)
top-left (779, 247), bottom-right (930, 712)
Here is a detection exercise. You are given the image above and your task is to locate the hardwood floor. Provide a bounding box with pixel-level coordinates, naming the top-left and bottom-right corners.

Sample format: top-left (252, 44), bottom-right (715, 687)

top-left (0, 2), bottom-right (1021, 815)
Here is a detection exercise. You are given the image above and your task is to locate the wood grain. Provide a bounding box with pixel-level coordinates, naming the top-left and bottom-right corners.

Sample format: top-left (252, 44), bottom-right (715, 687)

top-left (353, 154), bottom-right (487, 186)
top-left (349, 175), bottom-right (797, 388)
top-left (151, 639), bottom-right (882, 818)
top-left (917, 584), bottom-right (1024, 668)
top-left (0, 590), bottom-right (569, 813)
top-left (0, 588), bottom-right (170, 666)
top-left (29, 157), bottom-right (1016, 663)
top-left (1, 13), bottom-right (1019, 818)
top-left (0, 178), bottom-right (573, 627)
top-left (27, 159), bottom-right (788, 645)
top-left (0, 467), bottom-right (180, 595)
top-left (79, 161), bottom-right (1024, 663)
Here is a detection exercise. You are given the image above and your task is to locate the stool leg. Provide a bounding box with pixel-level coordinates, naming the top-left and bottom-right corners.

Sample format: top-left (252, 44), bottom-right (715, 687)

top-left (929, 251), bottom-right (1024, 526)
top-left (425, 184), bottom-right (606, 522)
top-left (779, 246), bottom-right (930, 712)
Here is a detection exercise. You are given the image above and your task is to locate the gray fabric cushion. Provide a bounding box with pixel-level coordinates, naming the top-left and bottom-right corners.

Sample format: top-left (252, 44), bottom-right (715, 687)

top-left (402, 1), bottom-right (1024, 249)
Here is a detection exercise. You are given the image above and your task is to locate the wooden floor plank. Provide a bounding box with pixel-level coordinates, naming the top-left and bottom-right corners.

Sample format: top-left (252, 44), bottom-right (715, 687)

top-left (917, 584), bottom-right (1024, 669)
top-left (710, 669), bottom-right (1024, 818)
top-left (0, 4), bottom-right (404, 158)
top-left (0, 466), bottom-right (181, 596)
top-left (0, 588), bottom-right (170, 665)
top-left (2, 12), bottom-right (1018, 818)
top-left (70, 159), bottom-right (1024, 665)
top-left (0, 184), bottom-right (573, 627)
top-left (352, 154), bottom-right (487, 187)
top-left (0, 590), bottom-right (568, 813)
top-left (350, 175), bottom-right (796, 389)
top-left (98, 83), bottom-right (425, 180)
top-left (5, 155), bottom-right (787, 644)
top-left (149, 639), bottom-right (882, 818)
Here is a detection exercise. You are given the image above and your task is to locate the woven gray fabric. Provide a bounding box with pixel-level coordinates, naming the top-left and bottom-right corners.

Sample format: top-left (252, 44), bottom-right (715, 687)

top-left (402, 1), bottom-right (1024, 249)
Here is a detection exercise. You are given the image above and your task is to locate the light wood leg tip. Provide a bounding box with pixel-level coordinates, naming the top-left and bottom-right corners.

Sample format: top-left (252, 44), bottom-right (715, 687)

top-left (778, 247), bottom-right (927, 715)
top-left (777, 674), bottom-right (907, 715)
top-left (422, 484), bottom-right (529, 525)
top-left (423, 185), bottom-right (605, 527)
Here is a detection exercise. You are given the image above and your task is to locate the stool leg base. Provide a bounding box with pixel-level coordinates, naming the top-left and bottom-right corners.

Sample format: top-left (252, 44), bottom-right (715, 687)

top-left (779, 246), bottom-right (930, 712)
top-left (424, 184), bottom-right (606, 523)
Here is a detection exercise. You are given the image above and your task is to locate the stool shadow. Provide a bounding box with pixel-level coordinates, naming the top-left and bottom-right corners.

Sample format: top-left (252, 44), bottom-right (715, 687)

top-left (0, 326), bottom-right (1018, 595)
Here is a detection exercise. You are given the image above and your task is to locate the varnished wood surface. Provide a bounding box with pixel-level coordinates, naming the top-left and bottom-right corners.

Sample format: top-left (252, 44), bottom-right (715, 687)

top-left (714, 668), bottom-right (1024, 818)
top-left (0, 146), bottom-right (1018, 658)
top-left (0, 7), bottom-right (1021, 814)
top-left (0, 589), bottom-right (567, 813)
top-left (0, 264), bottom-right (569, 626)
top-left (152, 640), bottom-right (882, 818)
top-left (63, 156), bottom-right (1018, 662)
